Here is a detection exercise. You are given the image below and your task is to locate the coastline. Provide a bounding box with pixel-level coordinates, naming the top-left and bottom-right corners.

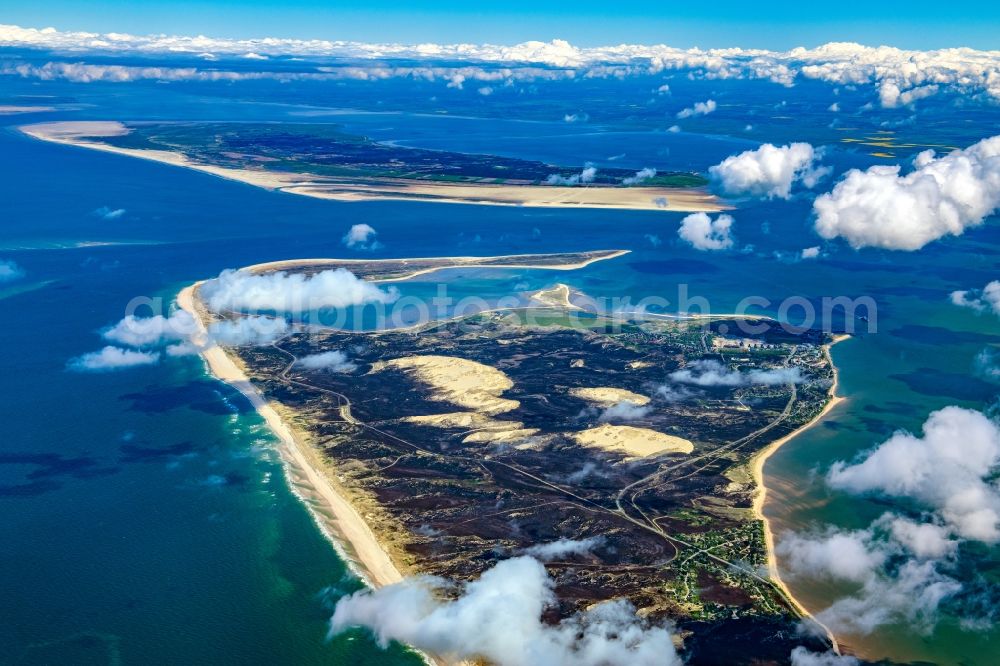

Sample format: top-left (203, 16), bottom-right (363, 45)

top-left (178, 255), bottom-right (846, 660)
top-left (176, 284), bottom-right (406, 590)
top-left (20, 121), bottom-right (728, 213)
top-left (750, 333), bottom-right (850, 653)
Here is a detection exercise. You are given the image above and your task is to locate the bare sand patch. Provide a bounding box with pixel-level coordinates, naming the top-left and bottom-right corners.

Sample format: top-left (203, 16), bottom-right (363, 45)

top-left (528, 283), bottom-right (576, 308)
top-left (572, 424), bottom-right (693, 458)
top-left (463, 428), bottom-right (541, 444)
top-left (402, 411), bottom-right (539, 444)
top-left (372, 355), bottom-right (518, 415)
top-left (570, 387), bottom-right (651, 407)
top-left (403, 411), bottom-right (500, 428)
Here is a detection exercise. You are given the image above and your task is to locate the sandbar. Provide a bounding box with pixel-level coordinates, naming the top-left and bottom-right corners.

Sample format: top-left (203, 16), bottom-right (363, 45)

top-left (0, 105), bottom-right (55, 115)
top-left (246, 249), bottom-right (630, 283)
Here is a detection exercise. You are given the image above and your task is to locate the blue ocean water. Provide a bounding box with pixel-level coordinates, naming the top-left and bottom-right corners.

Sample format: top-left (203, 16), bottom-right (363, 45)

top-left (0, 75), bottom-right (998, 665)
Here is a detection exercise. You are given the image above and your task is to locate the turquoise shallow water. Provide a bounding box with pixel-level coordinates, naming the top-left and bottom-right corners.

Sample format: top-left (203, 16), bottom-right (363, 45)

top-left (0, 76), bottom-right (998, 665)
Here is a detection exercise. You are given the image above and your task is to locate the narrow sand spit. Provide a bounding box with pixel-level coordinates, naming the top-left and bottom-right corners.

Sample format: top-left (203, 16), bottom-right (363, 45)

top-left (572, 424), bottom-right (693, 458)
top-left (570, 387), bottom-right (651, 406)
top-left (248, 249), bottom-right (630, 283)
top-left (21, 121), bottom-right (300, 191)
top-left (21, 121), bottom-right (729, 213)
top-left (371, 355), bottom-right (518, 415)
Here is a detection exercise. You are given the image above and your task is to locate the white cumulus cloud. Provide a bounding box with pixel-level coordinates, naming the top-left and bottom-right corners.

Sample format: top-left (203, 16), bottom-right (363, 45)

top-left (342, 223), bottom-right (381, 250)
top-left (950, 280), bottom-right (1000, 316)
top-left (709, 143), bottom-right (830, 199)
top-left (102, 310), bottom-right (196, 347)
top-left (296, 350), bottom-right (357, 373)
top-left (827, 406), bottom-right (1000, 543)
top-left (669, 359), bottom-right (804, 386)
top-left (622, 167), bottom-right (657, 186)
top-left (330, 555), bottom-right (682, 666)
top-left (677, 213), bottom-right (735, 251)
top-left (200, 268), bottom-right (398, 314)
top-left (206, 316), bottom-right (289, 347)
top-left (813, 136), bottom-right (1000, 250)
top-left (545, 165), bottom-right (597, 186)
top-left (68, 345), bottom-right (160, 371)
top-left (598, 401), bottom-right (653, 423)
top-left (676, 99), bottom-right (716, 118)
top-left (777, 517), bottom-right (963, 636)
top-left (523, 537), bottom-right (604, 560)
top-left (4, 26), bottom-right (1000, 106)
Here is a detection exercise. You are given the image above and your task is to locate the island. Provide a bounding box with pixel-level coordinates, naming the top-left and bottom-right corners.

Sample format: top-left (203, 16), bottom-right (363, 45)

top-left (178, 250), bottom-right (841, 664)
top-left (21, 121), bottom-right (728, 213)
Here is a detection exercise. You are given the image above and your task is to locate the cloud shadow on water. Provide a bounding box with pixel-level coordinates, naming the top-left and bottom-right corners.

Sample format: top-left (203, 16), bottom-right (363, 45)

top-left (120, 380), bottom-right (253, 416)
top-left (0, 452), bottom-right (119, 497)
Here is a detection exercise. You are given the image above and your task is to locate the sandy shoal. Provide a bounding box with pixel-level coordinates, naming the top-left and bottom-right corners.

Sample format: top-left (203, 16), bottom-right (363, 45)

top-left (572, 424), bottom-right (693, 458)
top-left (570, 387), bottom-right (651, 406)
top-left (0, 105), bottom-right (56, 115)
top-left (176, 285), bottom-right (403, 589)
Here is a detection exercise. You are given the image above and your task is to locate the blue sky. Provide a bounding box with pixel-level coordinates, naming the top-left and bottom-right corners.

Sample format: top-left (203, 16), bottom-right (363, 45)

top-left (2, 0), bottom-right (998, 50)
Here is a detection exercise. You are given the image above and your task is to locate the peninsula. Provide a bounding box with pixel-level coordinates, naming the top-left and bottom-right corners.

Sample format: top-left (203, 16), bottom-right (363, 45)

top-left (178, 250), bottom-right (840, 664)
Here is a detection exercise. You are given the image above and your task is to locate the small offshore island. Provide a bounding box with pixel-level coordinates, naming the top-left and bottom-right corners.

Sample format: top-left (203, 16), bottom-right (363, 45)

top-left (179, 250), bottom-right (841, 664)
top-left (21, 121), bottom-right (728, 212)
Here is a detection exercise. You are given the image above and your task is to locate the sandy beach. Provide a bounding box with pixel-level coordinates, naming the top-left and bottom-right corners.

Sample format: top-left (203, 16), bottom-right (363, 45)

top-left (176, 284), bottom-right (405, 590)
top-left (21, 121), bottom-right (729, 213)
top-left (750, 334), bottom-right (850, 652)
